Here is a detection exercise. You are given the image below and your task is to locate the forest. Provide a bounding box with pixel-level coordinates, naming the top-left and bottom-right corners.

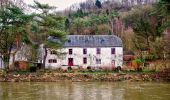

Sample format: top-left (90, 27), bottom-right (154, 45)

top-left (63, 0), bottom-right (170, 60)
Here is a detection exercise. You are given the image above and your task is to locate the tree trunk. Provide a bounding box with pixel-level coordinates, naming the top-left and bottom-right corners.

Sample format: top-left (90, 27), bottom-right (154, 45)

top-left (146, 37), bottom-right (150, 50)
top-left (3, 54), bottom-right (10, 71)
top-left (11, 53), bottom-right (15, 69)
top-left (11, 33), bottom-right (21, 70)
top-left (110, 19), bottom-right (114, 35)
top-left (42, 47), bottom-right (47, 69)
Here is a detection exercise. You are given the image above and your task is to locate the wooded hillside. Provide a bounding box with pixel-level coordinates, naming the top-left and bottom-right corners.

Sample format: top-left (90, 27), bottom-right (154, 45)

top-left (62, 0), bottom-right (170, 60)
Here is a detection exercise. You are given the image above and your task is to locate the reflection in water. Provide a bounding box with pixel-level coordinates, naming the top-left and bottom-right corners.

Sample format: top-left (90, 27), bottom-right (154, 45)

top-left (0, 82), bottom-right (170, 100)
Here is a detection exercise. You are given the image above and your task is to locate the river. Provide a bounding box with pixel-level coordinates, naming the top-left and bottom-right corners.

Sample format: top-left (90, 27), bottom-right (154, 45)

top-left (0, 82), bottom-right (170, 100)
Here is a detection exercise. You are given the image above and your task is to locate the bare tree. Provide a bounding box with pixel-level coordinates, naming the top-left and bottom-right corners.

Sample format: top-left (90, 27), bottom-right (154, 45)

top-left (0, 0), bottom-right (27, 9)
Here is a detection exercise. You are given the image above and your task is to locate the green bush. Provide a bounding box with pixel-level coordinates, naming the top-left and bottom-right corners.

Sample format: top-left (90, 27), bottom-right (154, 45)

top-left (29, 66), bottom-right (37, 72)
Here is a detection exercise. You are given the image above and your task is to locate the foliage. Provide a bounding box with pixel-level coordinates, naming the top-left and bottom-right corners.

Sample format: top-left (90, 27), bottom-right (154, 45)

top-left (30, 1), bottom-right (67, 67)
top-left (70, 9), bottom-right (88, 18)
top-left (134, 58), bottom-right (144, 64)
top-left (0, 5), bottom-right (32, 69)
top-left (152, 0), bottom-right (170, 59)
top-left (65, 18), bottom-right (70, 31)
top-left (122, 4), bottom-right (168, 59)
top-left (69, 13), bottom-right (111, 35)
top-left (95, 0), bottom-right (102, 8)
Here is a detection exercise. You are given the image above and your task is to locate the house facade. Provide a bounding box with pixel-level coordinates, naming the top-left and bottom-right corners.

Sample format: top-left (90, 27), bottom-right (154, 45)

top-left (45, 35), bottom-right (123, 69)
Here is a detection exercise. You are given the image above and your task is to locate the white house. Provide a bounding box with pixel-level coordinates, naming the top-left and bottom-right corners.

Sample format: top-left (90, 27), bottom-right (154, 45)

top-left (0, 43), bottom-right (31, 69)
top-left (45, 35), bottom-right (123, 69)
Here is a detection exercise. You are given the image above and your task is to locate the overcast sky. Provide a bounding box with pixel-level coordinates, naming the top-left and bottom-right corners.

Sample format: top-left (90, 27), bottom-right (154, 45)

top-left (23, 0), bottom-right (87, 11)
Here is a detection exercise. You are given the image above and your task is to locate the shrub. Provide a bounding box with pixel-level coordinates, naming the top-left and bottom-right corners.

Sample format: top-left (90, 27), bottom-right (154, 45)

top-left (68, 66), bottom-right (72, 70)
top-left (115, 66), bottom-right (122, 72)
top-left (87, 66), bottom-right (91, 70)
top-left (29, 66), bottom-right (37, 72)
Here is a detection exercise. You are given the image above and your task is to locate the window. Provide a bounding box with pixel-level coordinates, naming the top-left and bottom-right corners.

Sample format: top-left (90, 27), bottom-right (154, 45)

top-left (48, 59), bottom-right (57, 63)
top-left (68, 40), bottom-right (71, 43)
top-left (96, 58), bottom-right (101, 64)
top-left (83, 48), bottom-right (87, 54)
top-left (83, 57), bottom-right (87, 64)
top-left (69, 49), bottom-right (72, 55)
top-left (48, 59), bottom-right (52, 63)
top-left (96, 48), bottom-right (101, 54)
top-left (111, 48), bottom-right (115, 54)
top-left (53, 59), bottom-right (57, 63)
top-left (101, 39), bottom-right (104, 43)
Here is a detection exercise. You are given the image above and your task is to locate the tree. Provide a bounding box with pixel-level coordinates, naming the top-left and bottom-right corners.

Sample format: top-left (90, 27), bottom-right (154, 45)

top-left (109, 10), bottom-right (119, 35)
top-left (123, 6), bottom-right (161, 46)
top-left (154, 0), bottom-right (170, 59)
top-left (164, 29), bottom-right (170, 59)
top-left (121, 5), bottom-right (167, 60)
top-left (65, 18), bottom-right (70, 31)
top-left (30, 1), bottom-right (67, 68)
top-left (95, 0), bottom-right (102, 8)
top-left (155, 0), bottom-right (170, 29)
top-left (0, 5), bottom-right (32, 69)
top-left (71, 18), bottom-right (85, 34)
top-left (0, 0), bottom-right (27, 9)
top-left (133, 18), bottom-right (152, 49)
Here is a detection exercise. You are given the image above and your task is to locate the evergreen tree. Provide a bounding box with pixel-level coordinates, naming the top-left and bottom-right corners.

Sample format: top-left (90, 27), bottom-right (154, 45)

top-left (30, 1), bottom-right (67, 68)
top-left (95, 0), bottom-right (102, 8)
top-left (0, 5), bottom-right (32, 69)
top-left (65, 18), bottom-right (70, 31)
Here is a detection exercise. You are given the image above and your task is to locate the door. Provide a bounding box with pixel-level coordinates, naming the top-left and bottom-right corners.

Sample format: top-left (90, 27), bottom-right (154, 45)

top-left (68, 58), bottom-right (73, 66)
top-left (111, 60), bottom-right (115, 68)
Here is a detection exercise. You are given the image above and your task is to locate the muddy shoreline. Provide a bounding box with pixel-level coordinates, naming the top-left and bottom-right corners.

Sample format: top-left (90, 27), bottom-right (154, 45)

top-left (0, 69), bottom-right (170, 82)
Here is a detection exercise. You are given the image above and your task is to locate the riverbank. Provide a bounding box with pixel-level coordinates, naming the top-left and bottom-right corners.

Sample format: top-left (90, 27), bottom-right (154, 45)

top-left (0, 69), bottom-right (170, 82)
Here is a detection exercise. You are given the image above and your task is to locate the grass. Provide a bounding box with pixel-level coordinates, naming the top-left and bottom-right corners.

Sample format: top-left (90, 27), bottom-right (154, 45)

top-left (15, 70), bottom-right (30, 75)
top-left (78, 69), bottom-right (117, 74)
top-left (1, 67), bottom-right (160, 76)
top-left (76, 69), bottom-right (158, 75)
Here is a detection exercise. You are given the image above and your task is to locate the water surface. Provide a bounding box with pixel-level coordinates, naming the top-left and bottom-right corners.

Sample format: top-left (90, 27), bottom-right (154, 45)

top-left (0, 82), bottom-right (170, 100)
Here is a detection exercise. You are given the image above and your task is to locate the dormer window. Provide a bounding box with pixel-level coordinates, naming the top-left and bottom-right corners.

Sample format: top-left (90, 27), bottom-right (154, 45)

top-left (85, 39), bottom-right (88, 43)
top-left (101, 39), bottom-right (104, 43)
top-left (68, 40), bottom-right (71, 43)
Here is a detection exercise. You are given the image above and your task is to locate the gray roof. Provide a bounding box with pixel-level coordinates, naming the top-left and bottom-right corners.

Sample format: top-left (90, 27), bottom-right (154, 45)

top-left (64, 35), bottom-right (123, 47)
